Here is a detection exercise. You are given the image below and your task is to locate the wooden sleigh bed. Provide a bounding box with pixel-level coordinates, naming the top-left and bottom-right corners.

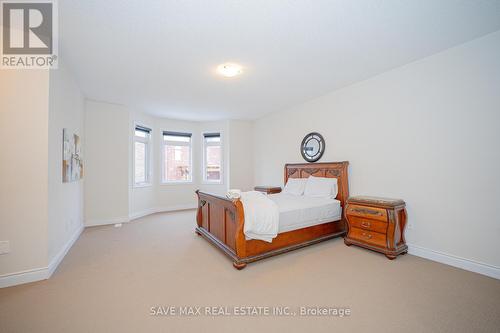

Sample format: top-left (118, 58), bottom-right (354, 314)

top-left (195, 162), bottom-right (349, 269)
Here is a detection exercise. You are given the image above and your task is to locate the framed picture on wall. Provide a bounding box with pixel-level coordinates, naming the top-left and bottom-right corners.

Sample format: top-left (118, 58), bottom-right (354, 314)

top-left (62, 128), bottom-right (83, 182)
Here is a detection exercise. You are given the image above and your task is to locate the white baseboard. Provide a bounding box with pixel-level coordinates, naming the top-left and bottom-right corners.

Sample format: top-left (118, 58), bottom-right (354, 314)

top-left (129, 208), bottom-right (157, 221)
top-left (129, 204), bottom-right (197, 221)
top-left (0, 224), bottom-right (84, 288)
top-left (86, 205), bottom-right (197, 226)
top-left (48, 224), bottom-right (84, 277)
top-left (154, 204), bottom-right (198, 214)
top-left (408, 244), bottom-right (500, 280)
top-left (0, 267), bottom-right (48, 289)
top-left (85, 216), bottom-right (130, 227)
top-left (2, 225), bottom-right (497, 288)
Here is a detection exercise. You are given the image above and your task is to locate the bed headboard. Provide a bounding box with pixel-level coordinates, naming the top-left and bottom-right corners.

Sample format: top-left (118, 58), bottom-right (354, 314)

top-left (284, 162), bottom-right (350, 207)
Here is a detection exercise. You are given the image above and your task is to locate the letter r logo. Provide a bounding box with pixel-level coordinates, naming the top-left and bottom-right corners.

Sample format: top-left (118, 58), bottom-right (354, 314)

top-left (2, 1), bottom-right (53, 54)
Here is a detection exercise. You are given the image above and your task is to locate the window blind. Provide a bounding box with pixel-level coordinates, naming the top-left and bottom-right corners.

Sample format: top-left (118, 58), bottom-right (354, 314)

top-left (163, 131), bottom-right (192, 137)
top-left (203, 132), bottom-right (220, 138)
top-left (135, 125), bottom-right (151, 133)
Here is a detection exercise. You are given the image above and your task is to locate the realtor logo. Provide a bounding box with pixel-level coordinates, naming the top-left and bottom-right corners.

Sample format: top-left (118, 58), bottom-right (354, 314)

top-left (1, 0), bottom-right (58, 68)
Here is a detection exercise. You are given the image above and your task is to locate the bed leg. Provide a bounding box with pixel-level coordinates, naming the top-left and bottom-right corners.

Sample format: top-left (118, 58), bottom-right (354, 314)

top-left (233, 262), bottom-right (247, 270)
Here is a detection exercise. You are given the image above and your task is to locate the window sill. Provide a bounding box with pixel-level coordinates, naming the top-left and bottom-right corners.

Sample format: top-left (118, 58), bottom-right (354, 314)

top-left (201, 181), bottom-right (223, 185)
top-left (160, 181), bottom-right (194, 186)
top-left (133, 183), bottom-right (152, 189)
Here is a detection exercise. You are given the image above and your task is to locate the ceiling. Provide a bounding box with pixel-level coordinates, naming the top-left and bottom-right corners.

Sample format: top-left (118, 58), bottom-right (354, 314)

top-left (60, 0), bottom-right (500, 121)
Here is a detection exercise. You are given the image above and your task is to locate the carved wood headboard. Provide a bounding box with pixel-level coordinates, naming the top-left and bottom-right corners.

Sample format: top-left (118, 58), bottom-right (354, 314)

top-left (284, 162), bottom-right (350, 208)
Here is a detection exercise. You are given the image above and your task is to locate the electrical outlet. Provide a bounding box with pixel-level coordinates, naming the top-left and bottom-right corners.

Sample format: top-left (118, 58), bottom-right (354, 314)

top-left (0, 241), bottom-right (11, 255)
top-left (407, 223), bottom-right (414, 230)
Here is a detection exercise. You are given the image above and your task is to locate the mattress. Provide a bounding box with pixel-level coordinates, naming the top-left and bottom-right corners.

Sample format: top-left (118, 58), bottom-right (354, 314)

top-left (268, 193), bottom-right (342, 233)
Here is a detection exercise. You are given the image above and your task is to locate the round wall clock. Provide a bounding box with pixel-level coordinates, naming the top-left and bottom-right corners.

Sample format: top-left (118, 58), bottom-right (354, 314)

top-left (301, 132), bottom-right (325, 163)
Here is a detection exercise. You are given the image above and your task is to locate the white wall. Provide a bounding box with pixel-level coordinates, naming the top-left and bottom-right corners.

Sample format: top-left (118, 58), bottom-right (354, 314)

top-left (84, 101), bottom-right (130, 225)
top-left (0, 70), bottom-right (50, 276)
top-left (253, 31), bottom-right (500, 269)
top-left (48, 62), bottom-right (85, 262)
top-left (228, 120), bottom-right (254, 191)
top-left (0, 63), bottom-right (87, 287)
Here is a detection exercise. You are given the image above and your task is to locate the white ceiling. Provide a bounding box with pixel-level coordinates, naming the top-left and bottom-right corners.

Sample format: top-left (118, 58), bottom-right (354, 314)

top-left (60, 0), bottom-right (500, 121)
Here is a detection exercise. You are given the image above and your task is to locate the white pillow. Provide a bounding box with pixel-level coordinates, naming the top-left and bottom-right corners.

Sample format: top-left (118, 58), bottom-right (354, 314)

top-left (283, 178), bottom-right (307, 196)
top-left (304, 176), bottom-right (338, 198)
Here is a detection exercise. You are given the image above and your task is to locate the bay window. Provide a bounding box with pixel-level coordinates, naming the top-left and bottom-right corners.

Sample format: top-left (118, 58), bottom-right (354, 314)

top-left (203, 132), bottom-right (222, 183)
top-left (162, 131), bottom-right (192, 183)
top-left (134, 125), bottom-right (151, 186)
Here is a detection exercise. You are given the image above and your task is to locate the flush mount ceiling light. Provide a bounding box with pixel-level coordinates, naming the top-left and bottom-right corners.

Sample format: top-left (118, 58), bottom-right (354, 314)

top-left (216, 63), bottom-right (243, 77)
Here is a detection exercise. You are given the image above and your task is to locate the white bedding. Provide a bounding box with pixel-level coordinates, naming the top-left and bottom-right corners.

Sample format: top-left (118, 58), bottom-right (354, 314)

top-left (269, 193), bottom-right (342, 233)
top-left (240, 191), bottom-right (280, 243)
top-left (240, 191), bottom-right (341, 242)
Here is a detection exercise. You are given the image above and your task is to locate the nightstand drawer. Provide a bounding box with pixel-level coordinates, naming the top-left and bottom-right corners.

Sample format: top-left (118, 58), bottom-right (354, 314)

top-left (346, 204), bottom-right (387, 222)
top-left (348, 216), bottom-right (387, 234)
top-left (349, 227), bottom-right (387, 248)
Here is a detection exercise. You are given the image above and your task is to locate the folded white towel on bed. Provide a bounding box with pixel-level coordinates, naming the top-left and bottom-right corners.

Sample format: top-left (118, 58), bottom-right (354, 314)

top-left (226, 189), bottom-right (242, 199)
top-left (240, 191), bottom-right (279, 243)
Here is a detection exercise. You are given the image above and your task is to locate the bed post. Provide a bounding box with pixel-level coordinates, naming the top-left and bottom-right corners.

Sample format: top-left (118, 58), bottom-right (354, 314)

top-left (233, 199), bottom-right (247, 269)
top-left (195, 190), bottom-right (203, 234)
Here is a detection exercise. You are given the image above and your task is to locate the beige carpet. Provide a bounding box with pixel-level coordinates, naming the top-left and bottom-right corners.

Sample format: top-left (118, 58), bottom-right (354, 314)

top-left (1, 210), bottom-right (499, 333)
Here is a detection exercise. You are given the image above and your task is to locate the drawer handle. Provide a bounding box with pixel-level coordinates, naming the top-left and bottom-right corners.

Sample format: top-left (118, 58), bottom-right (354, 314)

top-left (361, 232), bottom-right (372, 239)
top-left (361, 221), bottom-right (371, 228)
top-left (350, 207), bottom-right (383, 216)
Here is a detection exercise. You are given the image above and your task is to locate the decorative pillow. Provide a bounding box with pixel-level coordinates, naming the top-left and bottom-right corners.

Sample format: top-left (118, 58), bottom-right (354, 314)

top-left (304, 176), bottom-right (338, 198)
top-left (283, 178), bottom-right (307, 196)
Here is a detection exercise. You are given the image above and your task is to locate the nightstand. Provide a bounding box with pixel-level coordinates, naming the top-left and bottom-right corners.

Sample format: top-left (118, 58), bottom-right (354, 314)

top-left (344, 196), bottom-right (408, 259)
top-left (254, 186), bottom-right (282, 194)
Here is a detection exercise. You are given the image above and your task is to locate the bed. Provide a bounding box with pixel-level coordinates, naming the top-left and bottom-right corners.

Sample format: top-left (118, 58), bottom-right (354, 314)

top-left (195, 162), bottom-right (349, 269)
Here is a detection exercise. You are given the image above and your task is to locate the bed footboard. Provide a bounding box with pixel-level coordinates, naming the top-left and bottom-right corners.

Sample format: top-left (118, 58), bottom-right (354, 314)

top-left (195, 190), bottom-right (247, 268)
